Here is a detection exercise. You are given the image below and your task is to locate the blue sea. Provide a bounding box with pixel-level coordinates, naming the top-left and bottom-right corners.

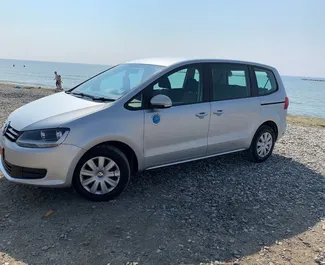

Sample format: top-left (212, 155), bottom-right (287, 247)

top-left (0, 58), bottom-right (324, 119)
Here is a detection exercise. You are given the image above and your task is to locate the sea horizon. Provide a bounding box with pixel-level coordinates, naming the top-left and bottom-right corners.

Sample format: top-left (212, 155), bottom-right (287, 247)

top-left (0, 58), bottom-right (325, 119)
top-left (1, 57), bottom-right (325, 80)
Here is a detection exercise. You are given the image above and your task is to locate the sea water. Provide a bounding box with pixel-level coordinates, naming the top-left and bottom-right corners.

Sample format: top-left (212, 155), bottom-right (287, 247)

top-left (0, 58), bottom-right (324, 118)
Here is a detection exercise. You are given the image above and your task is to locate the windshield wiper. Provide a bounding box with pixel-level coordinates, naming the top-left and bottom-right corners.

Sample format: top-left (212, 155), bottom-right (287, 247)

top-left (71, 92), bottom-right (94, 99)
top-left (67, 92), bottom-right (115, 102)
top-left (92, 97), bottom-right (115, 102)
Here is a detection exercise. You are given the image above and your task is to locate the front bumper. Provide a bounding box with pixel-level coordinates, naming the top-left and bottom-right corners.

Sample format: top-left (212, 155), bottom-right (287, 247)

top-left (0, 136), bottom-right (83, 187)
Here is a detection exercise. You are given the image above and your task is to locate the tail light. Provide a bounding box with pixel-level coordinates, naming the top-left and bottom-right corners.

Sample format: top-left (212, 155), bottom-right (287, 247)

top-left (284, 96), bottom-right (289, 109)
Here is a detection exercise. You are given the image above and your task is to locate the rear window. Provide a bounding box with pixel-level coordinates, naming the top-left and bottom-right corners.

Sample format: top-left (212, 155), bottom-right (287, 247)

top-left (254, 68), bottom-right (278, 95)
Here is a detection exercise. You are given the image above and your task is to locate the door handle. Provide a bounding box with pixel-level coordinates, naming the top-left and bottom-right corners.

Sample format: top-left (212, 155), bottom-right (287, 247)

top-left (213, 110), bottom-right (223, 116)
top-left (195, 112), bottom-right (208, 119)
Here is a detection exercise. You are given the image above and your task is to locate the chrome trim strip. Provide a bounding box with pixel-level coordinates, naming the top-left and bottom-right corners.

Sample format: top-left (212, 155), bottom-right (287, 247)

top-left (145, 149), bottom-right (246, 170)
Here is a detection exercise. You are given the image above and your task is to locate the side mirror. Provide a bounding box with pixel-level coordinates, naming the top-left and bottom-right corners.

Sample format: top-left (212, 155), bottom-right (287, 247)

top-left (150, 94), bottom-right (172, 109)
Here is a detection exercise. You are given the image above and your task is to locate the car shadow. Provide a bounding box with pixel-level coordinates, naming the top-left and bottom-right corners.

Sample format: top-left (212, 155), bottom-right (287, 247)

top-left (0, 153), bottom-right (325, 265)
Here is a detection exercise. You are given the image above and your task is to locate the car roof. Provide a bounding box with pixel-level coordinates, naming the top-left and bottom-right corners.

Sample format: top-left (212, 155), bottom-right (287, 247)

top-left (125, 57), bottom-right (275, 70)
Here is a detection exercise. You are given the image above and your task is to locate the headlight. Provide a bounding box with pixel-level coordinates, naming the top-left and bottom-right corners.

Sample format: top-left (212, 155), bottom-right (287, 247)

top-left (16, 128), bottom-right (70, 148)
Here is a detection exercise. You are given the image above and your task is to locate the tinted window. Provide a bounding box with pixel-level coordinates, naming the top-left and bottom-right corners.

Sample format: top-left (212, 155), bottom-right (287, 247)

top-left (164, 69), bottom-right (187, 89)
top-left (211, 64), bottom-right (251, 101)
top-left (254, 68), bottom-right (278, 95)
top-left (151, 65), bottom-right (203, 106)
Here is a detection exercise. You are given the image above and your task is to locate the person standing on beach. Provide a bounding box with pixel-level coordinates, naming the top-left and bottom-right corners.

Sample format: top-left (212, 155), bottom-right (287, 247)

top-left (54, 71), bottom-right (63, 90)
top-left (57, 74), bottom-right (63, 90)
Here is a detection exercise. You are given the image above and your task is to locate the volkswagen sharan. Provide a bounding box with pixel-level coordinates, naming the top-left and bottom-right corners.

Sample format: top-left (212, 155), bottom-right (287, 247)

top-left (0, 58), bottom-right (289, 201)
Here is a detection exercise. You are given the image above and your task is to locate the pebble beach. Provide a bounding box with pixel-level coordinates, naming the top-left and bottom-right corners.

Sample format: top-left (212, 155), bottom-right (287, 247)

top-left (0, 83), bottom-right (325, 265)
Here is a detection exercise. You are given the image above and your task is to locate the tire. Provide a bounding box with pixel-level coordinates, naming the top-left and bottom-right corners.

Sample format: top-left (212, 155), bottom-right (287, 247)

top-left (246, 125), bottom-right (276, 163)
top-left (72, 145), bottom-right (131, 201)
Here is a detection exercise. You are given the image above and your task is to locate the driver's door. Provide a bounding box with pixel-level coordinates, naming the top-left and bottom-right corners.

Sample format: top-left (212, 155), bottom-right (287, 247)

top-left (143, 64), bottom-right (211, 169)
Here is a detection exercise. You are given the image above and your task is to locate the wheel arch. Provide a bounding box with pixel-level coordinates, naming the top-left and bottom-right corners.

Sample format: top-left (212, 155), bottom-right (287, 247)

top-left (258, 120), bottom-right (279, 141)
top-left (87, 141), bottom-right (139, 174)
top-left (73, 140), bottom-right (140, 176)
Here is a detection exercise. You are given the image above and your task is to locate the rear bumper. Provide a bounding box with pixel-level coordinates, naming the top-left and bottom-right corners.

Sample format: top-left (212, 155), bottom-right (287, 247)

top-left (277, 119), bottom-right (287, 141)
top-left (0, 136), bottom-right (83, 187)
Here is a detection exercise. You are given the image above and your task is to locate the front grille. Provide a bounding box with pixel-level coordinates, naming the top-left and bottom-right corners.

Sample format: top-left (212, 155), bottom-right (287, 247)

top-left (4, 125), bottom-right (20, 142)
top-left (1, 155), bottom-right (47, 179)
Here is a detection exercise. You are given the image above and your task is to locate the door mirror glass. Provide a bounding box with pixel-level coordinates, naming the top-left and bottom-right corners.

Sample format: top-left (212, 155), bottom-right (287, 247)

top-left (150, 94), bottom-right (172, 109)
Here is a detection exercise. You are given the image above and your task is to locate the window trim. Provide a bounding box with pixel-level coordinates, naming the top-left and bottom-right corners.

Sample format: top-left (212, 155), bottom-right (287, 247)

top-left (124, 91), bottom-right (144, 110)
top-left (252, 66), bottom-right (279, 96)
top-left (248, 65), bottom-right (259, 97)
top-left (125, 63), bottom-right (209, 110)
top-left (207, 62), bottom-right (252, 102)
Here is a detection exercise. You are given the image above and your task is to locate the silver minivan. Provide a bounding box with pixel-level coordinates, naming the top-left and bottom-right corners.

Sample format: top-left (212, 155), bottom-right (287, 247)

top-left (0, 58), bottom-right (289, 201)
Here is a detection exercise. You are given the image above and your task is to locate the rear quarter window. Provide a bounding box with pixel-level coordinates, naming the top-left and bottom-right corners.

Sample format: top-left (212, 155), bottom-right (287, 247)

top-left (254, 68), bottom-right (278, 96)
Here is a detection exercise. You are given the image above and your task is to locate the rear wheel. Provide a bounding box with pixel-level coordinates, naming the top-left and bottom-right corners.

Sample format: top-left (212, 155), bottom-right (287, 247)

top-left (72, 145), bottom-right (130, 201)
top-left (246, 125), bottom-right (275, 163)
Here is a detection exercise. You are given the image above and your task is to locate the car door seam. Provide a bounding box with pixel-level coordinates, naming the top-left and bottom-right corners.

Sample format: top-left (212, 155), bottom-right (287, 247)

top-left (205, 102), bottom-right (212, 154)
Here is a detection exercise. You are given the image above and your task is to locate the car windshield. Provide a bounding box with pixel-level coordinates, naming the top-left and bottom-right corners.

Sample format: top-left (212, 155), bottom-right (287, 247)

top-left (70, 63), bottom-right (165, 100)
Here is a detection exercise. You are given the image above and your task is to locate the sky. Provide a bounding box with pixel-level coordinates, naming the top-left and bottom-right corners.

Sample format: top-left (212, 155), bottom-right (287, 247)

top-left (0, 0), bottom-right (324, 77)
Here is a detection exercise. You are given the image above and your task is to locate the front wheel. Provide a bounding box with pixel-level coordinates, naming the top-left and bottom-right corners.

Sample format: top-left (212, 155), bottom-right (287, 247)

top-left (246, 125), bottom-right (276, 163)
top-left (72, 145), bottom-right (131, 201)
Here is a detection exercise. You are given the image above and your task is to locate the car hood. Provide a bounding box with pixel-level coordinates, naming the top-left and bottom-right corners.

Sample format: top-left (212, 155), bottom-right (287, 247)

top-left (7, 92), bottom-right (109, 131)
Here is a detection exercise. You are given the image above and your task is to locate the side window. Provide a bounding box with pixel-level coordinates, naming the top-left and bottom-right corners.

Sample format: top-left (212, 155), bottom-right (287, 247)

top-left (254, 68), bottom-right (278, 95)
top-left (126, 92), bottom-right (143, 109)
top-left (163, 69), bottom-right (186, 89)
top-left (211, 64), bottom-right (251, 101)
top-left (194, 69), bottom-right (200, 81)
top-left (228, 71), bottom-right (247, 86)
top-left (151, 65), bottom-right (203, 106)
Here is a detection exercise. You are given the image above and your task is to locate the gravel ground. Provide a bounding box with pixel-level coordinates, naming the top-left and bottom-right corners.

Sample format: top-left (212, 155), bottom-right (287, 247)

top-left (0, 84), bottom-right (325, 265)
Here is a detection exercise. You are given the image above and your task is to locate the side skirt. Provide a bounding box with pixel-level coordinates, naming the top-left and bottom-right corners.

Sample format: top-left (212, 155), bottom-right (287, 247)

top-left (145, 148), bottom-right (246, 170)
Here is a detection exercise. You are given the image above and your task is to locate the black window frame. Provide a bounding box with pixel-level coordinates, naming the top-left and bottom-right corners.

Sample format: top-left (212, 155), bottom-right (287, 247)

top-left (124, 91), bottom-right (144, 110)
top-left (124, 63), bottom-right (210, 110)
top-left (251, 66), bottom-right (279, 97)
top-left (207, 62), bottom-right (253, 102)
